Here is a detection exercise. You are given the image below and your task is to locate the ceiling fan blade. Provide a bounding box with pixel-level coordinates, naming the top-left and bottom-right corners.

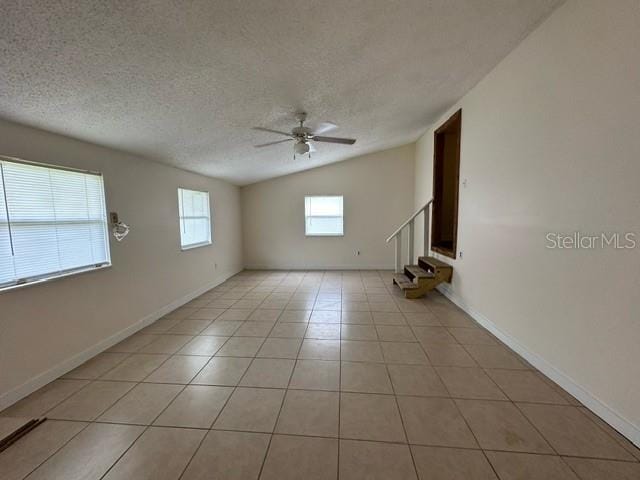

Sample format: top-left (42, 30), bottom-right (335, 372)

top-left (312, 135), bottom-right (356, 145)
top-left (312, 122), bottom-right (338, 135)
top-left (254, 138), bottom-right (293, 148)
top-left (252, 127), bottom-right (293, 137)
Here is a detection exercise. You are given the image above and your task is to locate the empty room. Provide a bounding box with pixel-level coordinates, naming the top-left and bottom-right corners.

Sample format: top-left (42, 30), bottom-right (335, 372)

top-left (0, 0), bottom-right (639, 479)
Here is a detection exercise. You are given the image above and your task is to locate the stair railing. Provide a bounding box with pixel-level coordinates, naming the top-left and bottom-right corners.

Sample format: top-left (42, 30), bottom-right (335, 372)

top-left (386, 199), bottom-right (433, 273)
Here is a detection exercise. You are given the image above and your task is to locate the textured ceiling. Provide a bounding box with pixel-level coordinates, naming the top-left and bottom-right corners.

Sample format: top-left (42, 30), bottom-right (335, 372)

top-left (0, 0), bottom-right (562, 185)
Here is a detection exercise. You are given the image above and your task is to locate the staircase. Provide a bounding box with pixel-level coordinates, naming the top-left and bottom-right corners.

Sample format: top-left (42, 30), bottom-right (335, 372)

top-left (393, 256), bottom-right (452, 298)
top-left (386, 199), bottom-right (453, 298)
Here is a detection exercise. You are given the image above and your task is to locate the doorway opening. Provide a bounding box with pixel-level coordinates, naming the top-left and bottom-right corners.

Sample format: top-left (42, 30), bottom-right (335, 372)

top-left (431, 109), bottom-right (461, 259)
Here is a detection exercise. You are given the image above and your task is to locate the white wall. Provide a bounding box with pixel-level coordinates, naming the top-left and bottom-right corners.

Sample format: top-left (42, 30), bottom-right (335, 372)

top-left (0, 119), bottom-right (243, 408)
top-left (414, 0), bottom-right (640, 444)
top-left (242, 145), bottom-right (415, 270)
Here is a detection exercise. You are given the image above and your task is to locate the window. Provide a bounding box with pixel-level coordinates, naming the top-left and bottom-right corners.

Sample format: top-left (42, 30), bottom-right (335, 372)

top-left (305, 195), bottom-right (344, 236)
top-left (178, 188), bottom-right (211, 249)
top-left (0, 157), bottom-right (111, 290)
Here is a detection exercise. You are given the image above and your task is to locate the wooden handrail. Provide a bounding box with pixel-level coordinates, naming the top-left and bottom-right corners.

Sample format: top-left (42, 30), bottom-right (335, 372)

top-left (386, 199), bottom-right (433, 243)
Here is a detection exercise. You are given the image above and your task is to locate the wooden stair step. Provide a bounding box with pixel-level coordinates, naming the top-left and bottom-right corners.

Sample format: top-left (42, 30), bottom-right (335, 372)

top-left (393, 274), bottom-right (419, 289)
top-left (418, 256), bottom-right (453, 284)
top-left (418, 256), bottom-right (453, 271)
top-left (404, 265), bottom-right (435, 282)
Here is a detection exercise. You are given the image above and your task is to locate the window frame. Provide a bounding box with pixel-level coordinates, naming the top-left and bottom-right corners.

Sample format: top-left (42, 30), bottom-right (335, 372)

top-left (177, 187), bottom-right (212, 251)
top-left (0, 156), bottom-right (111, 294)
top-left (304, 195), bottom-right (344, 237)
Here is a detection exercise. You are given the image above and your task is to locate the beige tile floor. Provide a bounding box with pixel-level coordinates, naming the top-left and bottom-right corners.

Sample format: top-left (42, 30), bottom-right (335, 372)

top-left (1, 270), bottom-right (639, 480)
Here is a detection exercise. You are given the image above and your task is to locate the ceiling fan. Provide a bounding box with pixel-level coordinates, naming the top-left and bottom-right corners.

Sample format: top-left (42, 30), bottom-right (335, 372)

top-left (253, 112), bottom-right (356, 158)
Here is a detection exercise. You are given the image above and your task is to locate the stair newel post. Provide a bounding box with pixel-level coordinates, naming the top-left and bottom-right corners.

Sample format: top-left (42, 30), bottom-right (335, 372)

top-left (424, 205), bottom-right (430, 257)
top-left (408, 221), bottom-right (414, 265)
top-left (394, 234), bottom-right (402, 273)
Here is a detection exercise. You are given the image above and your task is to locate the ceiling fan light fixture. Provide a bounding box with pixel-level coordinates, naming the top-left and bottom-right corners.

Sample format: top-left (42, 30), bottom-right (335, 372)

top-left (294, 141), bottom-right (310, 155)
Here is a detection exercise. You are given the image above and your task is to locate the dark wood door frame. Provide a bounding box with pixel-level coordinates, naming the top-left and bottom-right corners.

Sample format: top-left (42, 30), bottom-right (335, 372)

top-left (431, 109), bottom-right (461, 259)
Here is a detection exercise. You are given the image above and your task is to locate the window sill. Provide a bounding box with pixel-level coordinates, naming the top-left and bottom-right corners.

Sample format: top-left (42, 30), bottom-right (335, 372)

top-left (181, 241), bottom-right (212, 251)
top-left (431, 245), bottom-right (456, 259)
top-left (0, 263), bottom-right (112, 294)
top-left (305, 233), bottom-right (345, 237)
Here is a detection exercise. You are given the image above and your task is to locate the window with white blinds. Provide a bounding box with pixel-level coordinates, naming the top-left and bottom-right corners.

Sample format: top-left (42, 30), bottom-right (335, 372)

top-left (305, 195), bottom-right (344, 236)
top-left (0, 158), bottom-right (111, 290)
top-left (178, 188), bottom-right (212, 249)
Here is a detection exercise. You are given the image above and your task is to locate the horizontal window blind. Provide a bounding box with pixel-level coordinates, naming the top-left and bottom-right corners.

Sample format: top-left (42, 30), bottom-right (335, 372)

top-left (0, 158), bottom-right (110, 289)
top-left (178, 188), bottom-right (211, 249)
top-left (305, 195), bottom-right (344, 236)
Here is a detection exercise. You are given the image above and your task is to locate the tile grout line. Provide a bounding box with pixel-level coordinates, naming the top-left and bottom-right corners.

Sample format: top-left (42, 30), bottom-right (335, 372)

top-left (39, 417), bottom-right (636, 463)
top-left (5, 270), bottom-right (640, 479)
top-left (573, 408), bottom-right (640, 462)
top-left (425, 345), bottom-right (503, 478)
top-left (13, 419), bottom-right (93, 479)
top-left (385, 361), bottom-right (421, 479)
top-left (96, 425), bottom-right (148, 480)
top-left (253, 276), bottom-right (312, 480)
top-left (28, 331), bottom-right (205, 478)
top-left (96, 333), bottom-right (222, 479)
top-left (96, 275), bottom-right (282, 480)
top-left (337, 271), bottom-right (342, 480)
top-left (414, 300), bottom-right (557, 473)
top-left (7, 375), bottom-right (122, 479)
top-left (175, 374), bottom-right (240, 479)
top-left (96, 372), bottom-right (192, 478)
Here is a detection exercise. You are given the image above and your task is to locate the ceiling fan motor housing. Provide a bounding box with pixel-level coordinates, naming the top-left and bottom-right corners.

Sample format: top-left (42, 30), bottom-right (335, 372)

top-left (292, 126), bottom-right (312, 138)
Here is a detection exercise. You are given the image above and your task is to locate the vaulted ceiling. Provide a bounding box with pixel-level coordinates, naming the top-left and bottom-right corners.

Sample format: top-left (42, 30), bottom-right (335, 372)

top-left (0, 0), bottom-right (563, 184)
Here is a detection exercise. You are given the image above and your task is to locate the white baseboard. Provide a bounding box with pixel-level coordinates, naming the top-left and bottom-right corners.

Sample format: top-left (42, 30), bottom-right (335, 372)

top-left (436, 283), bottom-right (640, 448)
top-left (0, 269), bottom-right (240, 411)
top-left (244, 264), bottom-right (393, 271)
